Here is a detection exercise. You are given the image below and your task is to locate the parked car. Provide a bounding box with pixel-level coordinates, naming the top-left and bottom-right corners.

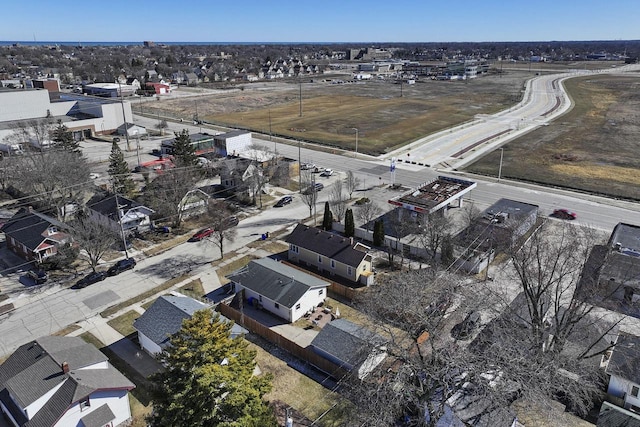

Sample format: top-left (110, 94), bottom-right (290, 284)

top-left (303, 182), bottom-right (324, 194)
top-left (72, 271), bottom-right (106, 289)
top-left (107, 258), bottom-right (136, 276)
top-left (300, 163), bottom-right (316, 170)
top-left (274, 196), bottom-right (293, 207)
top-left (320, 168), bottom-right (334, 177)
top-left (190, 228), bottom-right (214, 241)
top-left (552, 208), bottom-right (577, 220)
top-left (26, 269), bottom-right (48, 285)
top-left (223, 216), bottom-right (239, 228)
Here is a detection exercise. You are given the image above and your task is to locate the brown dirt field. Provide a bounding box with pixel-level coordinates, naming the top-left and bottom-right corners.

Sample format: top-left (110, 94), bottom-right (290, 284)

top-left (148, 73), bottom-right (528, 155)
top-left (465, 73), bottom-right (640, 201)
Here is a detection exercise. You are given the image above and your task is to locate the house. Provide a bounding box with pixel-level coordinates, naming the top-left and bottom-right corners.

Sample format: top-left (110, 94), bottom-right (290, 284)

top-left (88, 194), bottom-right (154, 236)
top-left (144, 82), bottom-right (171, 95)
top-left (605, 332), bottom-right (640, 412)
top-left (178, 189), bottom-right (210, 220)
top-left (597, 223), bottom-right (640, 308)
top-left (453, 199), bottom-right (539, 274)
top-left (0, 207), bottom-right (72, 263)
top-left (309, 318), bottom-right (387, 379)
top-left (213, 130), bottom-right (252, 157)
top-left (133, 294), bottom-right (247, 356)
top-left (0, 336), bottom-right (135, 427)
top-left (597, 401), bottom-right (640, 426)
top-left (227, 258), bottom-right (330, 323)
top-left (285, 224), bottom-right (374, 285)
top-left (219, 157), bottom-right (252, 191)
top-left (116, 123), bottom-right (147, 139)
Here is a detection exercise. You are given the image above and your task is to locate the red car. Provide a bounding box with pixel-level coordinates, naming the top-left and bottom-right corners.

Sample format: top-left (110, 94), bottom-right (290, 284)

top-left (552, 209), bottom-right (577, 220)
top-left (190, 227), bottom-right (214, 241)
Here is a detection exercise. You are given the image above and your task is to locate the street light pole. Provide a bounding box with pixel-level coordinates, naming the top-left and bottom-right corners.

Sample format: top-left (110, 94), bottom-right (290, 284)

top-left (351, 127), bottom-right (358, 158)
top-left (498, 148), bottom-right (504, 181)
top-left (118, 80), bottom-right (131, 152)
top-left (298, 139), bottom-right (302, 193)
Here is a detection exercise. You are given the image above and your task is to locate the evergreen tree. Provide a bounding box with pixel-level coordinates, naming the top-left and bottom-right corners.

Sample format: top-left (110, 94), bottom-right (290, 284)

top-left (108, 140), bottom-right (135, 197)
top-left (172, 128), bottom-right (198, 168)
top-left (344, 208), bottom-right (355, 237)
top-left (148, 310), bottom-right (277, 427)
top-left (51, 120), bottom-right (80, 154)
top-left (373, 219), bottom-right (385, 246)
top-left (322, 201), bottom-right (333, 231)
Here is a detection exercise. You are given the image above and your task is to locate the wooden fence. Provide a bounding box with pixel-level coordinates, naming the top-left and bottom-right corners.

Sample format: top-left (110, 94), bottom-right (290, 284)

top-left (218, 303), bottom-right (351, 379)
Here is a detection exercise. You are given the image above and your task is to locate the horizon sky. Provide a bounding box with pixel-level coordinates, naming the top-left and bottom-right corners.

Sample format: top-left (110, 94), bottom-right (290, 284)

top-left (2, 0), bottom-right (638, 43)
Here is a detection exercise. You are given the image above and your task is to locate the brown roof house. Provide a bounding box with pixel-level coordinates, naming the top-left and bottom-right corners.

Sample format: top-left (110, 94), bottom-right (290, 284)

top-left (0, 336), bottom-right (135, 427)
top-left (0, 207), bottom-right (72, 263)
top-left (285, 224), bottom-right (374, 286)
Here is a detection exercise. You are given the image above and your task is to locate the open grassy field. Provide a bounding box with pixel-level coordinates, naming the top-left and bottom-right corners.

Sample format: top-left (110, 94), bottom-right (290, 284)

top-left (465, 74), bottom-right (640, 200)
top-left (150, 72), bottom-right (529, 155)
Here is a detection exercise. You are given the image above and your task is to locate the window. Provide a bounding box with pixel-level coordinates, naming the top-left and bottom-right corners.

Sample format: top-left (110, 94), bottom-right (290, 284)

top-left (632, 386), bottom-right (639, 398)
top-left (274, 303), bottom-right (279, 309)
top-left (318, 255), bottom-right (322, 264)
top-left (330, 260), bottom-right (335, 269)
top-left (80, 397), bottom-right (90, 411)
top-left (258, 295), bottom-right (262, 302)
top-left (347, 267), bottom-right (352, 276)
top-left (290, 244), bottom-right (299, 253)
top-left (295, 303), bottom-right (301, 310)
top-left (319, 289), bottom-right (324, 296)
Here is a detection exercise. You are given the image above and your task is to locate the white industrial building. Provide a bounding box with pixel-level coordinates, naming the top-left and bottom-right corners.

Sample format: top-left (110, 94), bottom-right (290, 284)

top-left (0, 88), bottom-right (133, 145)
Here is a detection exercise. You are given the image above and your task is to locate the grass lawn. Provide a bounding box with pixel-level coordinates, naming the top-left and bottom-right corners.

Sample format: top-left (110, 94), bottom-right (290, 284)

top-left (178, 278), bottom-right (205, 299)
top-left (252, 343), bottom-right (352, 426)
top-left (107, 310), bottom-right (140, 337)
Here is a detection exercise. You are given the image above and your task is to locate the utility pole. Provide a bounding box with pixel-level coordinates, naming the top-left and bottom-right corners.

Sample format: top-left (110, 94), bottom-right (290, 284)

top-left (113, 189), bottom-right (130, 259)
top-left (298, 140), bottom-right (302, 193)
top-left (498, 148), bottom-right (504, 181)
top-left (351, 127), bottom-right (358, 158)
top-left (298, 80), bottom-right (302, 117)
top-left (118, 80), bottom-right (131, 151)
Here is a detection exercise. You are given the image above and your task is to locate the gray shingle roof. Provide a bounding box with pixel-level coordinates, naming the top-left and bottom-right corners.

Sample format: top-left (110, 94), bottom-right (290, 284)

top-left (89, 194), bottom-right (140, 220)
top-left (0, 208), bottom-right (68, 252)
top-left (0, 336), bottom-right (134, 427)
top-left (606, 332), bottom-right (640, 385)
top-left (80, 403), bottom-right (116, 427)
top-left (285, 224), bottom-right (369, 267)
top-left (133, 295), bottom-right (209, 346)
top-left (227, 258), bottom-right (329, 308)
top-left (310, 319), bottom-right (386, 368)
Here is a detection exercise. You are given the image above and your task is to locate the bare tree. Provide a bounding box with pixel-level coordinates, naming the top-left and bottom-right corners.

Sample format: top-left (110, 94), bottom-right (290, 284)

top-left (460, 200), bottom-right (482, 228)
top-left (204, 201), bottom-right (238, 260)
top-left (142, 167), bottom-right (200, 227)
top-left (13, 150), bottom-right (90, 220)
top-left (299, 169), bottom-right (318, 219)
top-left (155, 119), bottom-right (169, 136)
top-left (9, 118), bottom-right (54, 151)
top-left (70, 215), bottom-right (119, 272)
top-left (344, 170), bottom-right (361, 200)
top-left (328, 180), bottom-right (347, 223)
top-left (0, 156), bottom-right (18, 191)
top-left (416, 212), bottom-right (454, 261)
top-left (355, 201), bottom-right (382, 232)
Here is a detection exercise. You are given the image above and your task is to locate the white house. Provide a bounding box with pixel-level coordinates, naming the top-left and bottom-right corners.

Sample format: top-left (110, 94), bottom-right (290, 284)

top-left (605, 332), bottom-right (640, 412)
top-left (226, 258), bottom-right (330, 323)
top-left (88, 193), bottom-right (154, 235)
top-left (0, 336), bottom-right (134, 427)
top-left (133, 294), bottom-right (247, 356)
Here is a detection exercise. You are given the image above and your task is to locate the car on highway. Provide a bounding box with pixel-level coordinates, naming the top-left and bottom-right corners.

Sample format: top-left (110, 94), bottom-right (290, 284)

top-left (320, 168), bottom-right (334, 177)
top-left (26, 269), bottom-right (48, 285)
top-left (552, 208), bottom-right (577, 220)
top-left (190, 227), bottom-right (214, 241)
top-left (107, 258), bottom-right (136, 276)
top-left (274, 196), bottom-right (293, 207)
top-left (72, 271), bottom-right (106, 289)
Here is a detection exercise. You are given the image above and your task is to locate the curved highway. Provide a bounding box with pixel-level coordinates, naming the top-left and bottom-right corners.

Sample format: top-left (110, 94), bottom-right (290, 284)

top-left (382, 64), bottom-right (640, 170)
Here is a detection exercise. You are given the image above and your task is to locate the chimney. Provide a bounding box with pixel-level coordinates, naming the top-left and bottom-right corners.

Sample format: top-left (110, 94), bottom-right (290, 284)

top-left (350, 237), bottom-right (354, 246)
top-left (62, 362), bottom-right (69, 374)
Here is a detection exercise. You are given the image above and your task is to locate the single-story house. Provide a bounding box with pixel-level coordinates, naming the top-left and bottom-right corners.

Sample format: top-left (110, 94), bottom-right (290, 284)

top-left (227, 258), bottom-right (330, 323)
top-left (310, 318), bottom-right (387, 379)
top-left (605, 332), bottom-right (640, 412)
top-left (0, 336), bottom-right (135, 427)
top-left (285, 224), bottom-right (374, 285)
top-left (116, 123), bottom-right (148, 139)
top-left (133, 294), bottom-right (247, 356)
top-left (88, 194), bottom-right (154, 236)
top-left (0, 207), bottom-right (72, 263)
